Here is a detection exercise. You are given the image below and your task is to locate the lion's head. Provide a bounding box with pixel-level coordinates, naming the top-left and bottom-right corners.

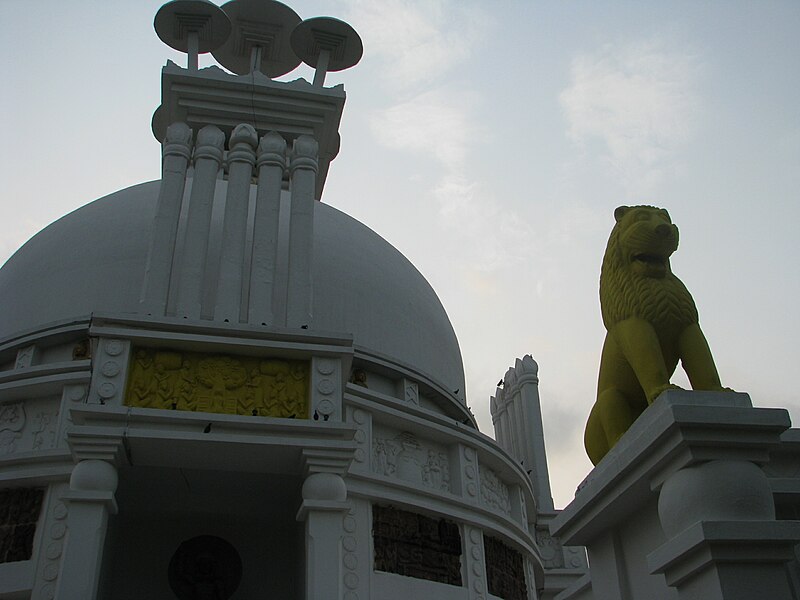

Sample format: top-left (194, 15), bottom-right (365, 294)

top-left (600, 205), bottom-right (697, 330)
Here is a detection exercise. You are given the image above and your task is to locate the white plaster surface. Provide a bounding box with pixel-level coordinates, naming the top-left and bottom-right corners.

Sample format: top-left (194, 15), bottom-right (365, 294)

top-left (0, 180), bottom-right (465, 398)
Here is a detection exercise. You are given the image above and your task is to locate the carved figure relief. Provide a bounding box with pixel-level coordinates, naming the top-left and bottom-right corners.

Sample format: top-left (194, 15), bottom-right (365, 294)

top-left (372, 430), bottom-right (450, 492)
top-left (0, 403), bottom-right (25, 455)
top-left (0, 399), bottom-right (59, 455)
top-left (479, 466), bottom-right (511, 515)
top-left (126, 348), bottom-right (309, 418)
top-left (373, 504), bottom-right (462, 586)
top-left (535, 528), bottom-right (564, 569)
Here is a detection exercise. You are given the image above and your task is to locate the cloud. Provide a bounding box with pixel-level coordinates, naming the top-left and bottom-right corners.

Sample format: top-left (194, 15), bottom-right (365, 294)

top-left (560, 39), bottom-right (700, 195)
top-left (341, 0), bottom-right (488, 90)
top-left (369, 89), bottom-right (475, 170)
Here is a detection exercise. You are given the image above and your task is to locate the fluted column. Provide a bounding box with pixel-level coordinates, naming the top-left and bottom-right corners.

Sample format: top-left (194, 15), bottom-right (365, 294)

top-left (139, 122), bottom-right (193, 315)
top-left (248, 131), bottom-right (287, 326)
top-left (56, 460), bottom-right (118, 600)
top-left (174, 125), bottom-right (225, 319)
top-left (286, 135), bottom-right (318, 328)
top-left (215, 124), bottom-right (257, 323)
top-left (516, 355), bottom-right (554, 511)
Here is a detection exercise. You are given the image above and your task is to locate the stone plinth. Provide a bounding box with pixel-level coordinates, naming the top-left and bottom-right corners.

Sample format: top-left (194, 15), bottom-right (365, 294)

top-left (550, 391), bottom-right (800, 600)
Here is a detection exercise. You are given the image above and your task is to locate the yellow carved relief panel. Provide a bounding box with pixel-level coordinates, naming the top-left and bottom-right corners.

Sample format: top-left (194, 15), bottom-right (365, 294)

top-left (125, 348), bottom-right (309, 418)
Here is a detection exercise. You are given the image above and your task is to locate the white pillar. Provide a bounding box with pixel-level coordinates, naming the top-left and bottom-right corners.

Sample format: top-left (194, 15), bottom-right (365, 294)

top-left (174, 124), bottom-right (225, 320)
top-left (56, 460), bottom-right (118, 600)
top-left (297, 470), bottom-right (350, 600)
top-left (215, 123), bottom-right (257, 323)
top-left (139, 121), bottom-right (193, 315)
top-left (248, 131), bottom-right (287, 326)
top-left (286, 135), bottom-right (318, 328)
top-left (516, 355), bottom-right (554, 512)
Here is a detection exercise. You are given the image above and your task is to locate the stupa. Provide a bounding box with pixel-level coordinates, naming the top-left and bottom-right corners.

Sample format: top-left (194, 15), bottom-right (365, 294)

top-left (0, 1), bottom-right (587, 598)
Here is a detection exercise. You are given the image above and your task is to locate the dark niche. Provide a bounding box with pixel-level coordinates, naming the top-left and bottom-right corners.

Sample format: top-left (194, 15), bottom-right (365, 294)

top-left (372, 504), bottom-right (462, 586)
top-left (484, 535), bottom-right (527, 600)
top-left (0, 487), bottom-right (44, 563)
top-left (168, 535), bottom-right (242, 600)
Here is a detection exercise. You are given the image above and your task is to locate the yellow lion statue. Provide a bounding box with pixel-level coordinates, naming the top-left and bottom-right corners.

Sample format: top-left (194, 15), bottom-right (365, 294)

top-left (584, 205), bottom-right (731, 465)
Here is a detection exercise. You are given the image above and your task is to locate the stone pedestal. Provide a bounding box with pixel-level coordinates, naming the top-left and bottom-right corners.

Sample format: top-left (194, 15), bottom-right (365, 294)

top-left (550, 391), bottom-right (800, 600)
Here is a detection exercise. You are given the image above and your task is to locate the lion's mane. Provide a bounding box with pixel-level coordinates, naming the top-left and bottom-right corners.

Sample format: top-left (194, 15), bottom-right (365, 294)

top-left (600, 208), bottom-right (698, 334)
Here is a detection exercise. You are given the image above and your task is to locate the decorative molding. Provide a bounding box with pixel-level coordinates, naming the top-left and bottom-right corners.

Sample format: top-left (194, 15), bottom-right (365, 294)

top-left (464, 525), bottom-right (488, 600)
top-left (31, 483), bottom-right (69, 600)
top-left (311, 357), bottom-right (341, 422)
top-left (462, 444), bottom-right (479, 500)
top-left (126, 347), bottom-right (309, 419)
top-left (341, 506), bottom-right (361, 599)
top-left (348, 407), bottom-right (370, 470)
top-left (372, 429), bottom-right (450, 492)
top-left (87, 338), bottom-right (131, 406)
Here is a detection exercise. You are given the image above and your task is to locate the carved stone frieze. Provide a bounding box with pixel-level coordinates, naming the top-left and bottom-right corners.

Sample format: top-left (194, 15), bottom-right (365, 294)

top-left (535, 527), bottom-right (564, 569)
top-left (372, 429), bottom-right (450, 492)
top-left (479, 465), bottom-right (511, 515)
top-left (14, 345), bottom-right (38, 369)
top-left (125, 347), bottom-right (309, 418)
top-left (484, 535), bottom-right (526, 600)
top-left (0, 398), bottom-right (60, 455)
top-left (0, 487), bottom-right (44, 563)
top-left (373, 504), bottom-right (462, 586)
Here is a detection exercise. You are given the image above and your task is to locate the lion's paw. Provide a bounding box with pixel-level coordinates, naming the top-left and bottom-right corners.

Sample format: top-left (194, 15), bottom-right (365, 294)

top-left (647, 383), bottom-right (683, 404)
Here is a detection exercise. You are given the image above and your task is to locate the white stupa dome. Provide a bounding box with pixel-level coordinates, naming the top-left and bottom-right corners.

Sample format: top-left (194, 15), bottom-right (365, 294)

top-left (0, 180), bottom-right (466, 402)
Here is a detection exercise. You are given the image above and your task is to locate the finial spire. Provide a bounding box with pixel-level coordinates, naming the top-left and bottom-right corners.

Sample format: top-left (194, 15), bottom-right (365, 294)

top-left (212, 0), bottom-right (302, 77)
top-left (154, 0), bottom-right (231, 71)
top-left (291, 17), bottom-right (363, 87)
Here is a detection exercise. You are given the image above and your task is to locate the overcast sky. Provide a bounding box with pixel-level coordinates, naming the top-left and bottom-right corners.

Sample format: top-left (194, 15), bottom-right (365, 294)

top-left (2, 0), bottom-right (799, 508)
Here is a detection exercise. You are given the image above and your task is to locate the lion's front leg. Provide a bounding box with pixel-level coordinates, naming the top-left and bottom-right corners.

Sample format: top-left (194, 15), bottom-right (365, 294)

top-left (612, 317), bottom-right (675, 404)
top-left (678, 322), bottom-right (729, 391)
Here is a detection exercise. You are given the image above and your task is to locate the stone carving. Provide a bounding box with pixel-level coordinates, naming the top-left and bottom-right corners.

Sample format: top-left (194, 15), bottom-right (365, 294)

top-left (72, 339), bottom-right (91, 360)
top-left (15, 345), bottom-right (37, 369)
top-left (0, 487), bottom-right (44, 563)
top-left (349, 369), bottom-right (368, 388)
top-left (402, 379), bottom-right (419, 405)
top-left (535, 528), bottom-right (563, 569)
top-left (372, 431), bottom-right (449, 492)
top-left (484, 535), bottom-right (526, 600)
top-left (126, 347), bottom-right (309, 418)
top-left (479, 466), bottom-right (510, 515)
top-left (0, 400), bottom-right (59, 455)
top-left (0, 403), bottom-right (25, 455)
top-left (586, 206), bottom-right (732, 465)
top-left (373, 504), bottom-right (462, 586)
